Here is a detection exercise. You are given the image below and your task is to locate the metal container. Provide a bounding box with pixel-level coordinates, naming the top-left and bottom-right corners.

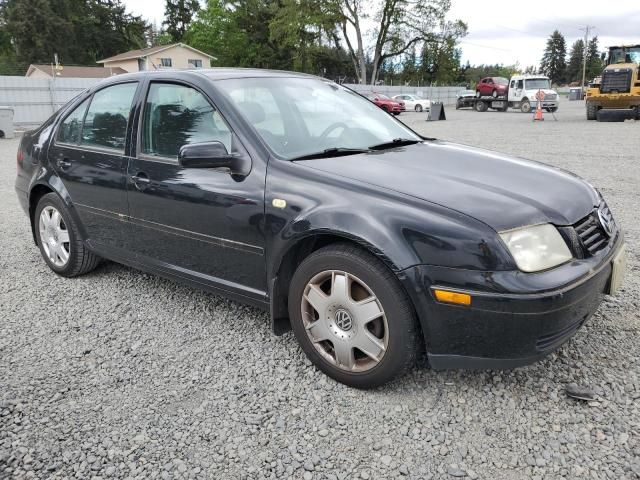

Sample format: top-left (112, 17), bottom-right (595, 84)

top-left (0, 106), bottom-right (14, 138)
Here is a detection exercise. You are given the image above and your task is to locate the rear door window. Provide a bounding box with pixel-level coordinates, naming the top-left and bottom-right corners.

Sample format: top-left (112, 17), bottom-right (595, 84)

top-left (56, 98), bottom-right (90, 145)
top-left (81, 83), bottom-right (138, 151)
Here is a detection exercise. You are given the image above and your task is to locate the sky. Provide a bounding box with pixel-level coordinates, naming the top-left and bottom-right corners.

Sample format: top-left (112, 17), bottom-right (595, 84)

top-left (124, 0), bottom-right (640, 68)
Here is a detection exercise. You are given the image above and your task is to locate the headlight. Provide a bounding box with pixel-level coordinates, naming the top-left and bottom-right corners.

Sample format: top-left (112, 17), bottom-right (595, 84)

top-left (499, 224), bottom-right (572, 272)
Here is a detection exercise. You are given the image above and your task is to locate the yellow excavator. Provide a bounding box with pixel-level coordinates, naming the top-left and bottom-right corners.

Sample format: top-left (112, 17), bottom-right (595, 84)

top-left (585, 44), bottom-right (640, 120)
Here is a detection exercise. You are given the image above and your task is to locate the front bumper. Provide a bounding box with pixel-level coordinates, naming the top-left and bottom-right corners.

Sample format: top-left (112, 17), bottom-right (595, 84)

top-left (401, 235), bottom-right (624, 370)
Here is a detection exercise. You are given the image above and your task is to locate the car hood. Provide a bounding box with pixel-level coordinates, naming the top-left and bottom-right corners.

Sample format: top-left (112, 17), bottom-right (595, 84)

top-left (296, 141), bottom-right (598, 231)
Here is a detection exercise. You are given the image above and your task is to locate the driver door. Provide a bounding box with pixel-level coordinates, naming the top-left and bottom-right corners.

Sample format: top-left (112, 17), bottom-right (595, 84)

top-left (125, 80), bottom-right (268, 298)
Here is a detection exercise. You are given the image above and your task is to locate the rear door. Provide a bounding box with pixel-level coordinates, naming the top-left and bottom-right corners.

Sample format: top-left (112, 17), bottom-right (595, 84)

top-left (125, 79), bottom-right (267, 298)
top-left (49, 81), bottom-right (140, 251)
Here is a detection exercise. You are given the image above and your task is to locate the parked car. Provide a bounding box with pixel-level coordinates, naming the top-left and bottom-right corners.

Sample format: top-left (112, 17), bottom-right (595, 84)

top-left (16, 69), bottom-right (626, 388)
top-left (362, 92), bottom-right (405, 115)
top-left (475, 77), bottom-right (509, 98)
top-left (456, 89), bottom-right (476, 109)
top-left (392, 94), bottom-right (430, 112)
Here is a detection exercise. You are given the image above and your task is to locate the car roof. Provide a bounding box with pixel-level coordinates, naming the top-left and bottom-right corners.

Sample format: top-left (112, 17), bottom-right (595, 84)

top-left (91, 68), bottom-right (322, 88)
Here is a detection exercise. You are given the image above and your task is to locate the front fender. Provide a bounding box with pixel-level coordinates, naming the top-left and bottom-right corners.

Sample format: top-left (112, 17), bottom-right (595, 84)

top-left (265, 159), bottom-right (515, 281)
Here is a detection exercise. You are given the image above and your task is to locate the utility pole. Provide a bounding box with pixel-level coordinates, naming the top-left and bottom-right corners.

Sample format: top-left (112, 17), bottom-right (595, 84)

top-left (580, 25), bottom-right (596, 96)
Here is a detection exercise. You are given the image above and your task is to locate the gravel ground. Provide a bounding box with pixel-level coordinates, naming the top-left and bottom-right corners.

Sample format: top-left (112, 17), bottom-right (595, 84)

top-left (1, 99), bottom-right (639, 479)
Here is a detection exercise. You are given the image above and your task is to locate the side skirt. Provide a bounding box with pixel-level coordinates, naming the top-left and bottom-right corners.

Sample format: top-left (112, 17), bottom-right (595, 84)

top-left (88, 241), bottom-right (270, 312)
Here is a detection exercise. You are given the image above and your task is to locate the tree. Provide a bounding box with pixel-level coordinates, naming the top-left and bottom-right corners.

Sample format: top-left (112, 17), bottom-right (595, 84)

top-left (585, 36), bottom-right (603, 81)
top-left (566, 39), bottom-right (584, 84)
top-left (420, 26), bottom-right (463, 85)
top-left (0, 0), bottom-right (148, 67)
top-left (337, 0), bottom-right (466, 85)
top-left (163, 0), bottom-right (200, 42)
top-left (540, 30), bottom-right (566, 85)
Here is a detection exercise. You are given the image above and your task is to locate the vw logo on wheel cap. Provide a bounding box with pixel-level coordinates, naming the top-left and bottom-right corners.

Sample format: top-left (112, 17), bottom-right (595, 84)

top-left (597, 207), bottom-right (613, 237)
top-left (334, 309), bottom-right (353, 331)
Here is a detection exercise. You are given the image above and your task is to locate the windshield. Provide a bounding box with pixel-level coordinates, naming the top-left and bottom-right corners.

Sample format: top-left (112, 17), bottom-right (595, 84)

top-left (525, 78), bottom-right (551, 90)
top-left (215, 77), bottom-right (421, 160)
top-left (495, 77), bottom-right (509, 85)
top-left (609, 46), bottom-right (640, 64)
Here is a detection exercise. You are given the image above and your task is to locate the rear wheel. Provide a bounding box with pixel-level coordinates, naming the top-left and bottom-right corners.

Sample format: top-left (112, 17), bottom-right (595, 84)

top-left (634, 106), bottom-right (640, 120)
top-left (456, 100), bottom-right (462, 110)
top-left (415, 104), bottom-right (423, 112)
top-left (34, 193), bottom-right (101, 277)
top-left (288, 244), bottom-right (420, 388)
top-left (475, 101), bottom-right (488, 112)
top-left (586, 102), bottom-right (597, 120)
top-left (475, 90), bottom-right (481, 98)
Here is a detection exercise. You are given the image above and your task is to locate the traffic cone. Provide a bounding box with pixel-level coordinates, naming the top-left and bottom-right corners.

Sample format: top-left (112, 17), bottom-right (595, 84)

top-left (533, 97), bottom-right (544, 121)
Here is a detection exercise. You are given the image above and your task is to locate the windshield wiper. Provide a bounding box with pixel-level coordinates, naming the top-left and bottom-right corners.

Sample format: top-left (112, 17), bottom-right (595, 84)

top-left (369, 138), bottom-right (421, 150)
top-left (290, 147), bottom-right (371, 161)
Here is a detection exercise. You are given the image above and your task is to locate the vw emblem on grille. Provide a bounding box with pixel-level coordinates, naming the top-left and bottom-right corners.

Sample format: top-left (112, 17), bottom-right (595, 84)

top-left (597, 207), bottom-right (613, 237)
top-left (334, 309), bottom-right (353, 331)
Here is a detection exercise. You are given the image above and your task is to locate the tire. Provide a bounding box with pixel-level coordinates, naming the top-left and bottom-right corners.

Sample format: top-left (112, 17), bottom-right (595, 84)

top-left (288, 243), bottom-right (421, 388)
top-left (586, 102), bottom-right (597, 120)
top-left (475, 101), bottom-right (488, 112)
top-left (475, 90), bottom-right (481, 98)
top-left (546, 107), bottom-right (558, 113)
top-left (393, 112), bottom-right (401, 116)
top-left (520, 100), bottom-right (532, 113)
top-left (34, 193), bottom-right (101, 277)
top-left (415, 104), bottom-right (423, 113)
top-left (456, 100), bottom-right (462, 110)
top-left (634, 106), bottom-right (640, 120)
top-left (492, 89), bottom-right (498, 98)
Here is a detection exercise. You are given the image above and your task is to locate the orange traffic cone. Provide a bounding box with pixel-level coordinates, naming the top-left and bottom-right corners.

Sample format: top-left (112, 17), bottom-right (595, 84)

top-left (533, 100), bottom-right (544, 121)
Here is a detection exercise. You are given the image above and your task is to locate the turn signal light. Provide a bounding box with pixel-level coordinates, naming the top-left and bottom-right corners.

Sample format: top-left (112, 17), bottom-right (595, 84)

top-left (434, 289), bottom-right (471, 306)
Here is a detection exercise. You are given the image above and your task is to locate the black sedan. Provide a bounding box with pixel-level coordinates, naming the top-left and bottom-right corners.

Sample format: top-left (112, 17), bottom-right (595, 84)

top-left (15, 69), bottom-right (626, 388)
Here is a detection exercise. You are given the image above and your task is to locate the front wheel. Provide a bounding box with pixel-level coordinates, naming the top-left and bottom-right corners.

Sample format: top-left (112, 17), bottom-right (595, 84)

top-left (586, 102), bottom-right (597, 120)
top-left (34, 193), bottom-right (101, 277)
top-left (288, 244), bottom-right (420, 388)
top-left (546, 107), bottom-right (558, 113)
top-left (492, 89), bottom-right (498, 98)
top-left (520, 100), bottom-right (532, 113)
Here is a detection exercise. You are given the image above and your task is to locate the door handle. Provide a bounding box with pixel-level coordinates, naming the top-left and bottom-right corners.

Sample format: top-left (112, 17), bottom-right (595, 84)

top-left (57, 158), bottom-right (72, 170)
top-left (130, 172), bottom-right (151, 190)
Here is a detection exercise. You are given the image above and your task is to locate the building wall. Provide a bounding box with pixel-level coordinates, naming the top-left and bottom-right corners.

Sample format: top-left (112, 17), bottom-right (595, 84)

top-left (149, 45), bottom-right (211, 69)
top-left (101, 47), bottom-right (211, 73)
top-left (26, 68), bottom-right (52, 79)
top-left (102, 58), bottom-right (139, 73)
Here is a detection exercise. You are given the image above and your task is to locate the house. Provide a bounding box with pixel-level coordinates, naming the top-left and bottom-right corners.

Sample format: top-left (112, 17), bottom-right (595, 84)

top-left (96, 43), bottom-right (216, 73)
top-left (26, 64), bottom-right (126, 78)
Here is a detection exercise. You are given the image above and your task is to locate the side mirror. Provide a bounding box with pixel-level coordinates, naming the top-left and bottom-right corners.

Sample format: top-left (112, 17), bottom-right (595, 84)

top-left (373, 97), bottom-right (379, 101)
top-left (178, 141), bottom-right (250, 176)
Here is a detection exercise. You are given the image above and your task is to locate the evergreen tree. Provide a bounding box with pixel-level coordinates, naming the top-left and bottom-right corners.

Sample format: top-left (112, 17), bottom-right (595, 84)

top-left (585, 36), bottom-right (603, 81)
top-left (566, 39), bottom-right (584, 84)
top-left (540, 30), bottom-right (567, 84)
top-left (163, 0), bottom-right (200, 42)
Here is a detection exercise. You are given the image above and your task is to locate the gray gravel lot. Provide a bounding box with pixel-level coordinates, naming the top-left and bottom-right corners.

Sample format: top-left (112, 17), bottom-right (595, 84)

top-left (1, 99), bottom-right (639, 479)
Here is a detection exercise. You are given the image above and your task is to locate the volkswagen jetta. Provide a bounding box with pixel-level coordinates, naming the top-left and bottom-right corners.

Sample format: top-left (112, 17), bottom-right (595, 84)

top-left (15, 69), bottom-right (626, 387)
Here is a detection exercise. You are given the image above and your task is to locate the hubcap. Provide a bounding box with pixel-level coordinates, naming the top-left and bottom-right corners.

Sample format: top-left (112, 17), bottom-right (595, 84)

top-left (301, 270), bottom-right (388, 372)
top-left (38, 206), bottom-right (70, 267)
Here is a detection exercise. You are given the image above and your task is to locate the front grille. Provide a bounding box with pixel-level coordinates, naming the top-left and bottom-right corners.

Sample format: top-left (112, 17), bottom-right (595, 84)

top-left (600, 69), bottom-right (632, 93)
top-left (572, 200), bottom-right (614, 256)
top-left (544, 94), bottom-right (557, 101)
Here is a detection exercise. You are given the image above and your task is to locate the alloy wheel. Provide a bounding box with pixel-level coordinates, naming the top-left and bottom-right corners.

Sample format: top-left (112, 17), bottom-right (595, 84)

top-left (38, 206), bottom-right (70, 267)
top-left (301, 270), bottom-right (388, 372)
